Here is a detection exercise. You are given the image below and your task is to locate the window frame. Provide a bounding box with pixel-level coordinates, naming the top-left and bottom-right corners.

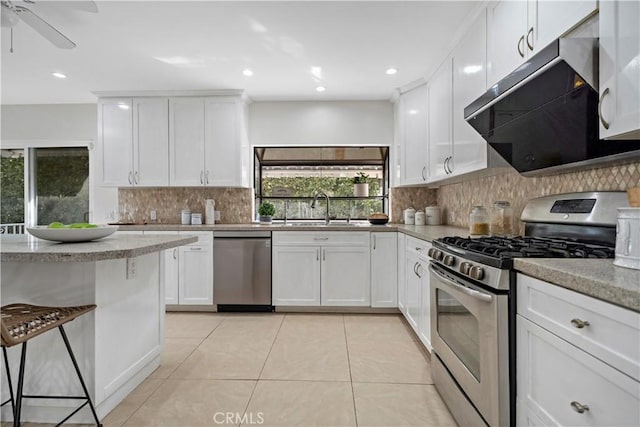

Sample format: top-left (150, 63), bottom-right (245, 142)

top-left (1, 140), bottom-right (92, 229)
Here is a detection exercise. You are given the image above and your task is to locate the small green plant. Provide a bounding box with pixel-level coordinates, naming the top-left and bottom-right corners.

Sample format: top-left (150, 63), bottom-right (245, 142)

top-left (258, 202), bottom-right (276, 217)
top-left (353, 172), bottom-right (369, 184)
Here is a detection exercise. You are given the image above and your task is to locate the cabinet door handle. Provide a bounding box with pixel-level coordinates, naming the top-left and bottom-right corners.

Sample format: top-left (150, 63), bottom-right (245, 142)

top-left (134, 171), bottom-right (139, 184)
top-left (373, 235), bottom-right (377, 250)
top-left (415, 262), bottom-right (422, 278)
top-left (205, 170), bottom-right (210, 184)
top-left (316, 248), bottom-right (320, 261)
top-left (517, 35), bottom-right (525, 58)
top-left (570, 318), bottom-right (590, 329)
top-left (200, 170), bottom-right (204, 184)
top-left (570, 401), bottom-right (589, 414)
top-left (128, 171), bottom-right (133, 185)
top-left (598, 87), bottom-right (610, 130)
top-left (421, 166), bottom-right (427, 181)
top-left (526, 27), bottom-right (534, 51)
top-left (173, 248), bottom-right (177, 259)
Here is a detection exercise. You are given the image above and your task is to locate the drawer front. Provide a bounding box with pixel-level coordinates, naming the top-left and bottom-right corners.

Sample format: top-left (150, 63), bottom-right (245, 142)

top-left (518, 273), bottom-right (640, 380)
top-left (272, 231), bottom-right (369, 247)
top-left (179, 231), bottom-right (213, 245)
top-left (406, 236), bottom-right (430, 258)
top-left (517, 315), bottom-right (640, 427)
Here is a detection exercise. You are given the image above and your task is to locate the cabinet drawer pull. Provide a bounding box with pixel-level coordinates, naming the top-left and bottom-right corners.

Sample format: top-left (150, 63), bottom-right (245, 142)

top-left (189, 247), bottom-right (202, 251)
top-left (570, 401), bottom-right (589, 414)
top-left (517, 35), bottom-right (525, 58)
top-left (526, 27), bottom-right (534, 51)
top-left (598, 87), bottom-right (610, 130)
top-left (570, 318), bottom-right (590, 329)
top-left (313, 237), bottom-right (329, 241)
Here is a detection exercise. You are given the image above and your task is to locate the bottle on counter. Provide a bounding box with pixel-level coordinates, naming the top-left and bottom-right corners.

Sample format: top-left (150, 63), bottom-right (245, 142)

top-left (490, 201), bottom-right (513, 236)
top-left (469, 206), bottom-right (489, 235)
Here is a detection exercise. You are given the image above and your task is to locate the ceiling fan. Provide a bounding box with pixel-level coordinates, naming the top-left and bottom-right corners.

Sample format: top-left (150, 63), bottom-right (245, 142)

top-left (1, 0), bottom-right (98, 50)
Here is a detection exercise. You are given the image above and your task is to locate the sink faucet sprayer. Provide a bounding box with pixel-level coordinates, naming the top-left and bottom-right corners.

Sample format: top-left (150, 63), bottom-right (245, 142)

top-left (311, 191), bottom-right (331, 225)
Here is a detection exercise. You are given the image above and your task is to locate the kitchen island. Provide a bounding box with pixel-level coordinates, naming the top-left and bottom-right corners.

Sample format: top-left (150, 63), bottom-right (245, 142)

top-left (0, 234), bottom-right (197, 424)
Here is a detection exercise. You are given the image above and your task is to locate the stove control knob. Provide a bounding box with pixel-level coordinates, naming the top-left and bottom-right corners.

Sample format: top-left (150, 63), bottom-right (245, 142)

top-left (469, 265), bottom-right (485, 281)
top-left (429, 249), bottom-right (443, 261)
top-left (443, 255), bottom-right (456, 267)
top-left (427, 248), bottom-right (436, 259)
top-left (459, 262), bottom-right (471, 275)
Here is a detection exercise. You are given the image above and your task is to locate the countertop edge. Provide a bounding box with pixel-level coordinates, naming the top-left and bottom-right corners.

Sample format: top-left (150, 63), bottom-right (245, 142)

top-left (1, 236), bottom-right (198, 263)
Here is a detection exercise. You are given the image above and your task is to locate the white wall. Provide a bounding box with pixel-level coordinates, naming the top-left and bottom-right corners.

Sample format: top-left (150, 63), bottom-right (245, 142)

top-left (1, 104), bottom-right (117, 223)
top-left (249, 101), bottom-right (394, 146)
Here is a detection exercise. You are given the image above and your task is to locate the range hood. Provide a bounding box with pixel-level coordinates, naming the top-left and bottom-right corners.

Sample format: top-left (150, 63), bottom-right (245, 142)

top-left (465, 38), bottom-right (639, 175)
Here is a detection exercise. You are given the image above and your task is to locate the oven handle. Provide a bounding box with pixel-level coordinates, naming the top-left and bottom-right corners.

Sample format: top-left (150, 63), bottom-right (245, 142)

top-left (429, 264), bottom-right (494, 303)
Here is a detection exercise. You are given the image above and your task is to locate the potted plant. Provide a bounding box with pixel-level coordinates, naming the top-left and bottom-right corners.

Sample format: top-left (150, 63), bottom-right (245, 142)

top-left (258, 202), bottom-right (276, 224)
top-left (353, 172), bottom-right (369, 197)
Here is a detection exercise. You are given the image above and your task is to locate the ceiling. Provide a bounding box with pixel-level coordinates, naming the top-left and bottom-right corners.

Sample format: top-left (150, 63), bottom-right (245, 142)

top-left (1, 1), bottom-right (478, 105)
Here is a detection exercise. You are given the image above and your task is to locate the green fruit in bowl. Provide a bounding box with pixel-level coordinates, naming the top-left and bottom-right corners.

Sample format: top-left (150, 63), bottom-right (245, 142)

top-left (48, 222), bottom-right (65, 229)
top-left (68, 222), bottom-right (97, 229)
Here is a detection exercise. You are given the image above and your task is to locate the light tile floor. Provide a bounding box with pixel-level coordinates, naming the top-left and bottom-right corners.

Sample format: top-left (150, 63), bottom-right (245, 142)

top-left (4, 313), bottom-right (457, 427)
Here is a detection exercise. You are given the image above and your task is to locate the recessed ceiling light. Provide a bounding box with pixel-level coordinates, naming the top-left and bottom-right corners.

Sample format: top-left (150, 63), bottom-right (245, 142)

top-left (52, 72), bottom-right (67, 79)
top-left (386, 68), bottom-right (398, 75)
top-left (316, 86), bottom-right (326, 92)
top-left (242, 69), bottom-right (254, 77)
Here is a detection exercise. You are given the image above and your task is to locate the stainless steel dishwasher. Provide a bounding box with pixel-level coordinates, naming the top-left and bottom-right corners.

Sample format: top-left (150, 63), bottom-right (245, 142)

top-left (213, 231), bottom-right (272, 311)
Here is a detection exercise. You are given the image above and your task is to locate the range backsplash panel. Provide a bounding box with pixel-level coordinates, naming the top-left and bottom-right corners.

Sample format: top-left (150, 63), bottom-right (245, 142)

top-left (118, 187), bottom-right (253, 224)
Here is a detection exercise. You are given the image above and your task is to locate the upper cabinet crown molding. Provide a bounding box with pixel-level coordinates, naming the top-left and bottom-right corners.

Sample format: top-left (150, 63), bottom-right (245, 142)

top-left (93, 89), bottom-right (248, 100)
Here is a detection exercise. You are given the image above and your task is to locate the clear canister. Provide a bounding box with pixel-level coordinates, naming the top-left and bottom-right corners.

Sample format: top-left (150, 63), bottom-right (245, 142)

top-left (469, 206), bottom-right (489, 235)
top-left (490, 201), bottom-right (512, 236)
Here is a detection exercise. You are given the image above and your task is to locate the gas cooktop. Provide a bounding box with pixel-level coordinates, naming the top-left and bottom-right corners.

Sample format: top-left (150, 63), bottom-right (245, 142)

top-left (432, 235), bottom-right (615, 269)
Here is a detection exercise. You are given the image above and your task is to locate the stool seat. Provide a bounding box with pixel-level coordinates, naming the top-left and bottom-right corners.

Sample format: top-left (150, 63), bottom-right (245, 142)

top-left (1, 303), bottom-right (96, 347)
top-left (0, 302), bottom-right (101, 426)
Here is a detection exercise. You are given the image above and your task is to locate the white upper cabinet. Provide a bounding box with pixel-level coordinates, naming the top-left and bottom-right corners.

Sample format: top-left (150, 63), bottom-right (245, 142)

top-left (98, 97), bottom-right (169, 187)
top-left (170, 97), bottom-right (247, 187)
top-left (487, 0), bottom-right (528, 87)
top-left (451, 9), bottom-right (490, 177)
top-left (169, 97), bottom-right (207, 186)
top-left (427, 58), bottom-right (453, 182)
top-left (599, 0), bottom-right (640, 139)
top-left (133, 98), bottom-right (169, 186)
top-left (487, 0), bottom-right (597, 87)
top-left (399, 84), bottom-right (429, 185)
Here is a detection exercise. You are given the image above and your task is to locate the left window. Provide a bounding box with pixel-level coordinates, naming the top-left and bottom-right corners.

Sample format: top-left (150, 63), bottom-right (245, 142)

top-left (1, 146), bottom-right (89, 234)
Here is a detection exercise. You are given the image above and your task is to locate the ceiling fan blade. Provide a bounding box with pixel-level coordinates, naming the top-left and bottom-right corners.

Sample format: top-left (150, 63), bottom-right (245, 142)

top-left (15, 6), bottom-right (76, 49)
top-left (53, 1), bottom-right (98, 13)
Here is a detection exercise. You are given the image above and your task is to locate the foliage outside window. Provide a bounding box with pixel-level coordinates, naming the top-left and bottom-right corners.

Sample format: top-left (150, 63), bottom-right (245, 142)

top-left (255, 146), bottom-right (389, 221)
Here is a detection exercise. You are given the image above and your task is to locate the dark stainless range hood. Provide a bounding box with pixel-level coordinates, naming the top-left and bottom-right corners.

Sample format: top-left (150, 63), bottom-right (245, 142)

top-left (465, 38), bottom-right (639, 175)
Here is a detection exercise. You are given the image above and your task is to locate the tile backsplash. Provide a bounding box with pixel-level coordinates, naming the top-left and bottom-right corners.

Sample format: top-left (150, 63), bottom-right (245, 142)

top-left (118, 187), bottom-right (253, 224)
top-left (435, 160), bottom-right (640, 234)
top-left (390, 187), bottom-right (438, 222)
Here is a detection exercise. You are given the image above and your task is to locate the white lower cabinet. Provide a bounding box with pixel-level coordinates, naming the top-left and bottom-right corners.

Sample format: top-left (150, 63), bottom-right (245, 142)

top-left (272, 232), bottom-right (370, 307)
top-left (151, 231), bottom-right (213, 306)
top-left (397, 233), bottom-right (407, 315)
top-left (517, 274), bottom-right (640, 426)
top-left (178, 233), bottom-right (214, 305)
top-left (404, 236), bottom-right (432, 350)
top-left (370, 232), bottom-right (398, 308)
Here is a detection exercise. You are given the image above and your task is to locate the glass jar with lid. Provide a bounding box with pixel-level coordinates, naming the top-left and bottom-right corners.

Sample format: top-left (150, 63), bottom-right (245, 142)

top-left (490, 201), bottom-right (513, 236)
top-left (469, 206), bottom-right (489, 235)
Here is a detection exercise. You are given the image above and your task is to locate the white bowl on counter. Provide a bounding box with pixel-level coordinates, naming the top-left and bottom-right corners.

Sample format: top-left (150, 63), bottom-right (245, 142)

top-left (26, 225), bottom-right (118, 243)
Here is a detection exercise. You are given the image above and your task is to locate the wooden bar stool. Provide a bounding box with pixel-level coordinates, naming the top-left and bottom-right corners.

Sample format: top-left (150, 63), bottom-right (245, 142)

top-left (1, 303), bottom-right (102, 426)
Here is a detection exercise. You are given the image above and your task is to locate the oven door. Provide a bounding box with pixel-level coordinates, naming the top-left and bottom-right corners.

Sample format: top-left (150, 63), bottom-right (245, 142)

top-left (429, 263), bottom-right (509, 427)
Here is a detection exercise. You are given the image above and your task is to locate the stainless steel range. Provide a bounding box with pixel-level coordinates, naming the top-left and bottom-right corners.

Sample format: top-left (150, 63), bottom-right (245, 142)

top-left (427, 192), bottom-right (628, 427)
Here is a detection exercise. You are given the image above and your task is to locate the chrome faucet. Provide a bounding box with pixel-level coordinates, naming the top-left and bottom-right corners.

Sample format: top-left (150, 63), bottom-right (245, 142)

top-left (311, 191), bottom-right (331, 225)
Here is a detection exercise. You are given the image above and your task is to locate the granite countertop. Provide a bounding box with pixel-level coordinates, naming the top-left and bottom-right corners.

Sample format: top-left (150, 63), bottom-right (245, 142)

top-left (514, 258), bottom-right (640, 313)
top-left (0, 234), bottom-right (198, 263)
top-left (120, 223), bottom-right (470, 242)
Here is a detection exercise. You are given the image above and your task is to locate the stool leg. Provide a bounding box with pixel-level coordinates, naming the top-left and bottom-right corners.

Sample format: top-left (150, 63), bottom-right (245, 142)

top-left (13, 342), bottom-right (27, 427)
top-left (58, 326), bottom-right (101, 426)
top-left (2, 346), bottom-right (16, 418)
